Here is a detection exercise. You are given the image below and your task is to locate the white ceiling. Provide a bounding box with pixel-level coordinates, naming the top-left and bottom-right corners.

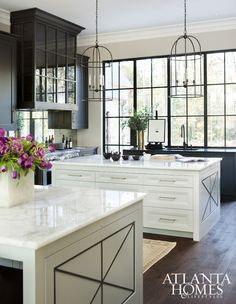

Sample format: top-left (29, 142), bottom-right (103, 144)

top-left (0, 0), bottom-right (235, 36)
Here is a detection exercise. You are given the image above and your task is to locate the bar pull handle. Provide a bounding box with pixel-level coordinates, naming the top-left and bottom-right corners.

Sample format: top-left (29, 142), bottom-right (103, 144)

top-left (159, 218), bottom-right (176, 223)
top-left (159, 196), bottom-right (176, 201)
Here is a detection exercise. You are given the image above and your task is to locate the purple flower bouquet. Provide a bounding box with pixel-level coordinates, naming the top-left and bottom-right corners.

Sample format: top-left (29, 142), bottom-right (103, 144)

top-left (0, 128), bottom-right (55, 180)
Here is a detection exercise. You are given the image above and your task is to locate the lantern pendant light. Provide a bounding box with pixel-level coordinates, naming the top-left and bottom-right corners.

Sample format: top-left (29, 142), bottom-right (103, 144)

top-left (170, 0), bottom-right (203, 98)
top-left (81, 0), bottom-right (113, 102)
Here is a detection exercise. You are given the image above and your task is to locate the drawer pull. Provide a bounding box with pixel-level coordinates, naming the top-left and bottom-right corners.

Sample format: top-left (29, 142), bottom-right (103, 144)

top-left (159, 179), bottom-right (176, 183)
top-left (68, 174), bottom-right (83, 177)
top-left (159, 218), bottom-right (176, 223)
top-left (110, 177), bottom-right (127, 180)
top-left (159, 196), bottom-right (176, 201)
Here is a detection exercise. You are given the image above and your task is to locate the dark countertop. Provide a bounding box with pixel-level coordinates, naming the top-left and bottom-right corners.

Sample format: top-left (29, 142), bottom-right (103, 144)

top-left (123, 147), bottom-right (236, 155)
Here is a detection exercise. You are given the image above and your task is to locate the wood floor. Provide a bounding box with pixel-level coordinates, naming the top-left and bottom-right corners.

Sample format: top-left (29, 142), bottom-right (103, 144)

top-left (143, 200), bottom-right (236, 304)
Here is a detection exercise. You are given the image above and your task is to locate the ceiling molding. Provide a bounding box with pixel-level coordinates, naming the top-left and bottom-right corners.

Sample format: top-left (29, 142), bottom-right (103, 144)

top-left (0, 8), bottom-right (10, 26)
top-left (78, 17), bottom-right (236, 47)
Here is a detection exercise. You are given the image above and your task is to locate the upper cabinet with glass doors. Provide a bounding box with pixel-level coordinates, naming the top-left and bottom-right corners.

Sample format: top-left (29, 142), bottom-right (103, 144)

top-left (11, 8), bottom-right (84, 110)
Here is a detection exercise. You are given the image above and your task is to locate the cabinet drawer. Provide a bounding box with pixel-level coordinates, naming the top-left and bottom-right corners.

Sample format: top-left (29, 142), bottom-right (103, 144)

top-left (54, 169), bottom-right (95, 182)
top-left (143, 207), bottom-right (193, 232)
top-left (143, 174), bottom-right (193, 188)
top-left (96, 172), bottom-right (143, 185)
top-left (143, 186), bottom-right (193, 210)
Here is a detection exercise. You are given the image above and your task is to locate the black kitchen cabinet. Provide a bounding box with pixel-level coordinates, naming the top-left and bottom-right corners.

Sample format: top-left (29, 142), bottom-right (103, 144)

top-left (0, 31), bottom-right (16, 131)
top-left (77, 54), bottom-right (89, 129)
top-left (11, 8), bottom-right (84, 111)
top-left (48, 54), bottom-right (89, 129)
top-left (123, 148), bottom-right (236, 201)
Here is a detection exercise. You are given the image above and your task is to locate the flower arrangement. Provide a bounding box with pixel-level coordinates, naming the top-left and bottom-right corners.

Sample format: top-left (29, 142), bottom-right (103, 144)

top-left (0, 128), bottom-right (55, 180)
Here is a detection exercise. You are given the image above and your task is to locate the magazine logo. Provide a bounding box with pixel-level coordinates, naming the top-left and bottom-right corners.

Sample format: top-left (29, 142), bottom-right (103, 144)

top-left (162, 273), bottom-right (231, 299)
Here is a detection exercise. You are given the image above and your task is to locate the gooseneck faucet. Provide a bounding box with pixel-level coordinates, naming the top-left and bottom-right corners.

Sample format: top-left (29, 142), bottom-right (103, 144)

top-left (180, 124), bottom-right (188, 149)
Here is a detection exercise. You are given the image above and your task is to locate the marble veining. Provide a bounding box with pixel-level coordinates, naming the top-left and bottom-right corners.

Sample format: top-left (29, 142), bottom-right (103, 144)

top-left (0, 187), bottom-right (144, 250)
top-left (54, 154), bottom-right (221, 171)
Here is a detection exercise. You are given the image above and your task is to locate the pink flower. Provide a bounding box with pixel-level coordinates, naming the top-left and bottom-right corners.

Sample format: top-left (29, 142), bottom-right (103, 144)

top-left (0, 128), bottom-right (5, 137)
top-left (1, 165), bottom-right (6, 172)
top-left (26, 134), bottom-right (33, 142)
top-left (11, 171), bottom-right (18, 179)
top-left (48, 144), bottom-right (56, 152)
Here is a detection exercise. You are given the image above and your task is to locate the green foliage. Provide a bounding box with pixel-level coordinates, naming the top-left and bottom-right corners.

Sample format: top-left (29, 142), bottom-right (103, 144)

top-left (123, 107), bottom-right (152, 131)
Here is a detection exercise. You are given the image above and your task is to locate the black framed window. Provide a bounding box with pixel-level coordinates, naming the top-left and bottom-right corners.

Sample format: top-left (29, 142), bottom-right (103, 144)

top-left (103, 49), bottom-right (236, 152)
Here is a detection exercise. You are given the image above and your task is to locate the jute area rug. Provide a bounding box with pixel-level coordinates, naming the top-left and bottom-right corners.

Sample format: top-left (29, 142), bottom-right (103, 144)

top-left (143, 239), bottom-right (176, 273)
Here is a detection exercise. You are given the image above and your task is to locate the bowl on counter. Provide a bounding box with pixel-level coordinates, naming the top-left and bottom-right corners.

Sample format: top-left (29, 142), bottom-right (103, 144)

top-left (54, 143), bottom-right (65, 150)
top-left (103, 152), bottom-right (112, 160)
top-left (122, 155), bottom-right (129, 161)
top-left (111, 152), bottom-right (121, 161)
top-left (132, 155), bottom-right (141, 161)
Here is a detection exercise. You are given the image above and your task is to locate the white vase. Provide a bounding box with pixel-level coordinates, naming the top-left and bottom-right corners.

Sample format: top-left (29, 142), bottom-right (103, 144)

top-left (0, 170), bottom-right (34, 207)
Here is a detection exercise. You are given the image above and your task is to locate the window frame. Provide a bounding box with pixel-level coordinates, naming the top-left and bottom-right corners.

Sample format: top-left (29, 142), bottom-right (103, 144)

top-left (103, 48), bottom-right (236, 152)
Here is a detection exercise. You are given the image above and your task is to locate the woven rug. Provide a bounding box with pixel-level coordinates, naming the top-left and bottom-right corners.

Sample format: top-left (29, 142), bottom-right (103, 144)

top-left (143, 239), bottom-right (176, 273)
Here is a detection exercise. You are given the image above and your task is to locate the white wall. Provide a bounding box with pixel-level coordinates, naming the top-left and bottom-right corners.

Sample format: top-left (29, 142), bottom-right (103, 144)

top-left (77, 28), bottom-right (236, 151)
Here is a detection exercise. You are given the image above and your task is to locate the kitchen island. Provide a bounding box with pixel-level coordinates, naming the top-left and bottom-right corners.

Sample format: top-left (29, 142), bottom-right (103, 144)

top-left (52, 155), bottom-right (221, 241)
top-left (0, 187), bottom-right (144, 304)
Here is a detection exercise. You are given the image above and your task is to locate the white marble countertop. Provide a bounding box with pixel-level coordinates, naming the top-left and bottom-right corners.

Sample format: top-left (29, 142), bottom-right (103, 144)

top-left (0, 187), bottom-right (144, 250)
top-left (53, 155), bottom-right (221, 171)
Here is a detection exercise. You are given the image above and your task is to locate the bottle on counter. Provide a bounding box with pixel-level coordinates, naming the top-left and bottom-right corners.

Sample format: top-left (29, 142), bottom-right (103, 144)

top-left (48, 135), bottom-right (51, 144)
top-left (51, 135), bottom-right (54, 143)
top-left (45, 137), bottom-right (48, 148)
top-left (65, 137), bottom-right (69, 149)
top-left (62, 134), bottom-right (65, 144)
top-left (69, 138), bottom-right (73, 149)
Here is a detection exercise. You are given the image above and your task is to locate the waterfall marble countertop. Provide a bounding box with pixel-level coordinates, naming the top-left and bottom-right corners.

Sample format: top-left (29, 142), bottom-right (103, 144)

top-left (0, 187), bottom-right (144, 250)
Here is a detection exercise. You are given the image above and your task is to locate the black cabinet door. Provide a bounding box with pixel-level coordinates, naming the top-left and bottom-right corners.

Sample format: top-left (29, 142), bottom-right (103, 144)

top-left (0, 34), bottom-right (16, 131)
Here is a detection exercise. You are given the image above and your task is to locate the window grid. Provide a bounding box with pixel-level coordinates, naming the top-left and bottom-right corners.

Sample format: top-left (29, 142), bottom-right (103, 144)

top-left (104, 49), bottom-right (236, 152)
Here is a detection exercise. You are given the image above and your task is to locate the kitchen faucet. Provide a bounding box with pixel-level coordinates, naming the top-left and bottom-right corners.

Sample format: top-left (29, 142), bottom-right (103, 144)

top-left (180, 124), bottom-right (188, 149)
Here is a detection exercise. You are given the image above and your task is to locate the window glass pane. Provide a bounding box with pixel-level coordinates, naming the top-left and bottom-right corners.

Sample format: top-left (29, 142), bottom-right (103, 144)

top-left (137, 89), bottom-right (151, 110)
top-left (120, 118), bottom-right (130, 145)
top-left (105, 145), bottom-right (119, 153)
top-left (153, 88), bottom-right (167, 116)
top-left (105, 91), bottom-right (119, 117)
top-left (68, 82), bottom-right (75, 104)
top-left (225, 52), bottom-right (236, 83)
top-left (120, 90), bottom-right (133, 116)
top-left (207, 85), bottom-right (224, 115)
top-left (106, 62), bottom-right (119, 90)
top-left (188, 97), bottom-right (204, 115)
top-left (137, 59), bottom-right (151, 88)
top-left (36, 23), bottom-right (45, 49)
top-left (105, 118), bottom-right (119, 145)
top-left (67, 34), bottom-right (75, 58)
top-left (47, 78), bottom-right (56, 103)
top-left (226, 84), bottom-right (236, 114)
top-left (47, 27), bottom-right (56, 52)
top-left (171, 117), bottom-right (186, 146)
top-left (153, 58), bottom-right (167, 87)
top-left (120, 61), bottom-right (134, 88)
top-left (57, 80), bottom-right (65, 104)
top-left (226, 116), bottom-right (236, 146)
top-left (171, 98), bottom-right (186, 116)
top-left (208, 116), bottom-right (224, 146)
top-left (47, 53), bottom-right (57, 78)
top-left (36, 50), bottom-right (46, 76)
top-left (67, 58), bottom-right (76, 81)
top-left (188, 117), bottom-right (204, 146)
top-left (57, 30), bottom-right (66, 55)
top-left (36, 76), bottom-right (46, 101)
top-left (58, 56), bottom-right (66, 79)
top-left (207, 53), bottom-right (224, 84)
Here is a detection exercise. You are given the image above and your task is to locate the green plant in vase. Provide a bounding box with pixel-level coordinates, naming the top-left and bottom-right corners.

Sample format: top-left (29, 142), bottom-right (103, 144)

top-left (123, 107), bottom-right (152, 150)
